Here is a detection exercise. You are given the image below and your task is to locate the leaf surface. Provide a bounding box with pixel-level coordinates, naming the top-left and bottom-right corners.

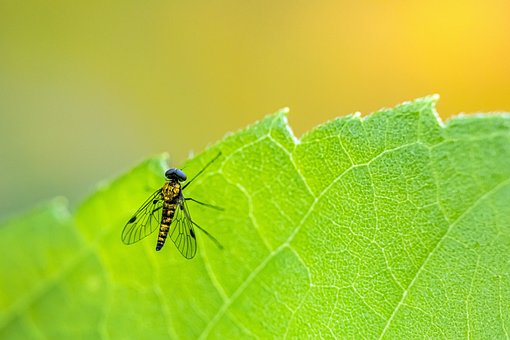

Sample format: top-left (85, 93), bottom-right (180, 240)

top-left (1, 97), bottom-right (509, 338)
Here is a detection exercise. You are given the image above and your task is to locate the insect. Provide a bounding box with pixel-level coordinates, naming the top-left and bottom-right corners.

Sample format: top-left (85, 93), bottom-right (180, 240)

top-left (121, 153), bottom-right (223, 259)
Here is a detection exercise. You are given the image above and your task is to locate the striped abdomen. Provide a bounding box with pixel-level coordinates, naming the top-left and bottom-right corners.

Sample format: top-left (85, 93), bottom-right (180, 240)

top-left (156, 181), bottom-right (181, 251)
top-left (155, 201), bottom-right (177, 250)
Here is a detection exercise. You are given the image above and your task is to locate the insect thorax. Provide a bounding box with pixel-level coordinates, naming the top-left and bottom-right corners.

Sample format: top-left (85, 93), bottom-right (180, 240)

top-left (162, 181), bottom-right (181, 202)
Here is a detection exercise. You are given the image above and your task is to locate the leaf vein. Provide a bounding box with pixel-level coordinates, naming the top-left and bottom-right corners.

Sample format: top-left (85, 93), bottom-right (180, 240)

top-left (378, 176), bottom-right (510, 339)
top-left (199, 141), bottom-right (424, 338)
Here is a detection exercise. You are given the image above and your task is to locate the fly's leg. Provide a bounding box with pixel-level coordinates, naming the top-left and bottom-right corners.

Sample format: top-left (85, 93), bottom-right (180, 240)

top-left (185, 197), bottom-right (224, 211)
top-left (190, 219), bottom-right (223, 250)
top-left (180, 198), bottom-right (223, 250)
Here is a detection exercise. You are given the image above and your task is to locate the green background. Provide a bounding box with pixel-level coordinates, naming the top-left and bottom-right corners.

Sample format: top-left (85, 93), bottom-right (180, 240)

top-left (1, 1), bottom-right (510, 217)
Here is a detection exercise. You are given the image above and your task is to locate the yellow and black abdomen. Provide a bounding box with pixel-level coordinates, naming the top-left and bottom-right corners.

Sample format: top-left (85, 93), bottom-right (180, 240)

top-left (156, 181), bottom-right (181, 251)
top-left (156, 201), bottom-right (177, 251)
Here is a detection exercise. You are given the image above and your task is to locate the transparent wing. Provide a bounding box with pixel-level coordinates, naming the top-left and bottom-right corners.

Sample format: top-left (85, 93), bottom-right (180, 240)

top-left (169, 199), bottom-right (197, 259)
top-left (122, 189), bottom-right (163, 245)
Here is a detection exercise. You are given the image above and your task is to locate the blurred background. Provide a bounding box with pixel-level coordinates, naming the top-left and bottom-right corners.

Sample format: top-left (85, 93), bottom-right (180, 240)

top-left (1, 1), bottom-right (509, 219)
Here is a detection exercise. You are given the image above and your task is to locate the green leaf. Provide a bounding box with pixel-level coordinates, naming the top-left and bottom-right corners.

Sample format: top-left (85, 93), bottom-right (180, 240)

top-left (1, 96), bottom-right (509, 338)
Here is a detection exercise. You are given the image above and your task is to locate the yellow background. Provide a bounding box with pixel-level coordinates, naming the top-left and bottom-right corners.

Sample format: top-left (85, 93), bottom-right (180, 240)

top-left (1, 1), bottom-right (509, 218)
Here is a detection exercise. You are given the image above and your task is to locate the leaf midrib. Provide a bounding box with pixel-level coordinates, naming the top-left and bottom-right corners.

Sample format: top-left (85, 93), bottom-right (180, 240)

top-left (198, 130), bottom-right (510, 337)
top-left (198, 138), bottom-right (428, 338)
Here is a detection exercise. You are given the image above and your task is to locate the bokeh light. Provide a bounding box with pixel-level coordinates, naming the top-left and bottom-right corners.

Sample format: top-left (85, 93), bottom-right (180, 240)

top-left (1, 1), bottom-right (509, 218)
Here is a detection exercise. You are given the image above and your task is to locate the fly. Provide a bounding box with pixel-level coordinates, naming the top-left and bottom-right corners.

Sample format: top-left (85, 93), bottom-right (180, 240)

top-left (121, 153), bottom-right (223, 259)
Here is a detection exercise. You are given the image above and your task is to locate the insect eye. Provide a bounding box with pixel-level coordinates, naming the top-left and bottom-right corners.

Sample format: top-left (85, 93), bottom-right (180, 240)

top-left (165, 169), bottom-right (176, 179)
top-left (175, 169), bottom-right (187, 181)
top-left (165, 168), bottom-right (187, 181)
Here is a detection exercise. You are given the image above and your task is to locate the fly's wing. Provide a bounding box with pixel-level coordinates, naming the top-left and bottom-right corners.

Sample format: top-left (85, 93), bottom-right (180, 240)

top-left (169, 199), bottom-right (197, 259)
top-left (122, 189), bottom-right (163, 245)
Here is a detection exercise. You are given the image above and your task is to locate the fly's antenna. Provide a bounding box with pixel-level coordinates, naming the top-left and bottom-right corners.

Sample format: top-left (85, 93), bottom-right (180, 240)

top-left (182, 152), bottom-right (222, 190)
